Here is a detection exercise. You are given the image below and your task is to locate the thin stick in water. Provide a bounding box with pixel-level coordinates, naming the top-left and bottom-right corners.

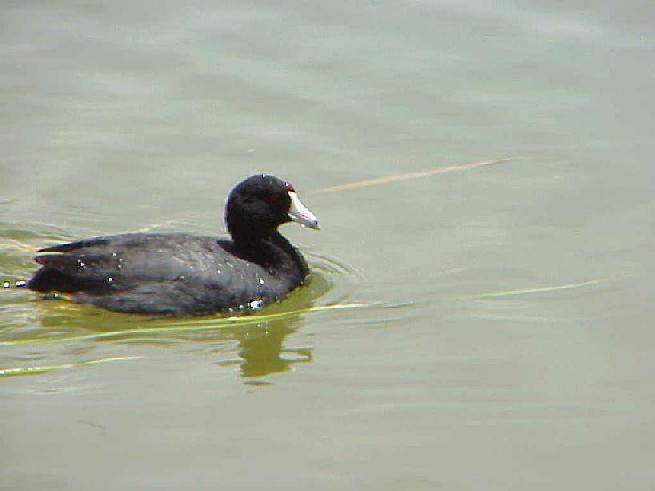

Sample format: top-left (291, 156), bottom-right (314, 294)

top-left (310, 158), bottom-right (512, 194)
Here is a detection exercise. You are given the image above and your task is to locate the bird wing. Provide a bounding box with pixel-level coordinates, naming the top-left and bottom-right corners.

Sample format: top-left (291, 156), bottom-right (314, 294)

top-left (28, 233), bottom-right (223, 293)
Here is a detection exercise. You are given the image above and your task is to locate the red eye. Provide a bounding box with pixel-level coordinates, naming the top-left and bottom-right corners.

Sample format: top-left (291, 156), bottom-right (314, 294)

top-left (284, 182), bottom-right (295, 192)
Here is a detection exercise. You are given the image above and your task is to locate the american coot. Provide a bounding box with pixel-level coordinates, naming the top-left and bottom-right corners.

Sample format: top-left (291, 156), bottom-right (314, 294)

top-left (27, 175), bottom-right (319, 316)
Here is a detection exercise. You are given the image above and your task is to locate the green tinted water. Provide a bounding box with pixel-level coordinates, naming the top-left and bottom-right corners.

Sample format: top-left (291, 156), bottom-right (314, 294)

top-left (2, 1), bottom-right (654, 489)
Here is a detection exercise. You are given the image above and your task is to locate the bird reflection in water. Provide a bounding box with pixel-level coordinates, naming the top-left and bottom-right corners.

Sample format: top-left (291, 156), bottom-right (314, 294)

top-left (15, 270), bottom-right (331, 381)
top-left (220, 313), bottom-right (313, 379)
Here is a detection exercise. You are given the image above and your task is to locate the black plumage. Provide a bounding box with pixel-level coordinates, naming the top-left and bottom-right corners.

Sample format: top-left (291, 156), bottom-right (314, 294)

top-left (27, 175), bottom-right (319, 316)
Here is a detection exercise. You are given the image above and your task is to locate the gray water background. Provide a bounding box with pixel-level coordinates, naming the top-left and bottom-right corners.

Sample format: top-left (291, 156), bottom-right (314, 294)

top-left (1, 1), bottom-right (655, 489)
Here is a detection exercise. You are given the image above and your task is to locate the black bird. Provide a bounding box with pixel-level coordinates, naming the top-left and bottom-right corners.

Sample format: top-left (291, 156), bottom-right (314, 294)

top-left (27, 175), bottom-right (319, 316)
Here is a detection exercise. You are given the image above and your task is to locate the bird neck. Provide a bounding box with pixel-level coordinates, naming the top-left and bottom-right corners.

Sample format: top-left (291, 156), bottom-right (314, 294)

top-left (232, 231), bottom-right (308, 279)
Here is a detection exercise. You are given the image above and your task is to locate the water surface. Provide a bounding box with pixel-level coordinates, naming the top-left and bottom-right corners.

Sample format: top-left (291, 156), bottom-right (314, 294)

top-left (2, 1), bottom-right (654, 489)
